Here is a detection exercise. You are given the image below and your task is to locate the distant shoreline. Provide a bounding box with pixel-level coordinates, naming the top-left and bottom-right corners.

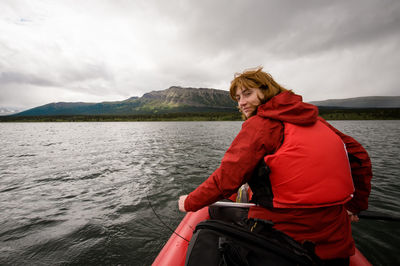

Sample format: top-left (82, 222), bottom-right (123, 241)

top-left (1, 108), bottom-right (399, 122)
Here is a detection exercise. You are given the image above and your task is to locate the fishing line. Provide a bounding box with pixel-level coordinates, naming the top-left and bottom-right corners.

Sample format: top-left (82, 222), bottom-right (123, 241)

top-left (146, 193), bottom-right (190, 242)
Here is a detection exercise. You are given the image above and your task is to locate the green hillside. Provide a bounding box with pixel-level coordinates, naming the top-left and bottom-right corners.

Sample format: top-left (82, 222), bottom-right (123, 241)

top-left (3, 88), bottom-right (399, 121)
top-left (14, 86), bottom-right (237, 116)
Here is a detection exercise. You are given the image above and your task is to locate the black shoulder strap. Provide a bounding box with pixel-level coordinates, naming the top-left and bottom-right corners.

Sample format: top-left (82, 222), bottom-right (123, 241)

top-left (248, 121), bottom-right (285, 208)
top-left (248, 159), bottom-right (274, 208)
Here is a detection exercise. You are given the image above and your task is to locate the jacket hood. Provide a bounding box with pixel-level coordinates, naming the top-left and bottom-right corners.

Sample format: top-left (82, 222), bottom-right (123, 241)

top-left (257, 91), bottom-right (318, 125)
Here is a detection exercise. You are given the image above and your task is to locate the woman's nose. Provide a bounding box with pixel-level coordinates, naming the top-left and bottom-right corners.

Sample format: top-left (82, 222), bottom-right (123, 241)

top-left (238, 97), bottom-right (246, 106)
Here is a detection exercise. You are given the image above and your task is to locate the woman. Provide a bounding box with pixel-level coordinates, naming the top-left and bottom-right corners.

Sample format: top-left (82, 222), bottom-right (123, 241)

top-left (178, 67), bottom-right (372, 264)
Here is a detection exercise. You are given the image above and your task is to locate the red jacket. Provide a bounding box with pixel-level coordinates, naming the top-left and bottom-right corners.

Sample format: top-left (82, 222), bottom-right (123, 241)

top-left (184, 91), bottom-right (372, 259)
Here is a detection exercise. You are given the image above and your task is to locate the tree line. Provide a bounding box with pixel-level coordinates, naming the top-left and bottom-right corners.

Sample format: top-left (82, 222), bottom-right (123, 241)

top-left (0, 108), bottom-right (399, 122)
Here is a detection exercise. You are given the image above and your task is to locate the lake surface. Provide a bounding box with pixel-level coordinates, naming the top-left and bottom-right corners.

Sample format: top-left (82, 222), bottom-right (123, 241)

top-left (1, 121), bottom-right (399, 265)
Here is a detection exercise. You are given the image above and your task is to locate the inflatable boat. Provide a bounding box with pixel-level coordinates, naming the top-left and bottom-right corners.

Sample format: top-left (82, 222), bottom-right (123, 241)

top-left (152, 206), bottom-right (371, 266)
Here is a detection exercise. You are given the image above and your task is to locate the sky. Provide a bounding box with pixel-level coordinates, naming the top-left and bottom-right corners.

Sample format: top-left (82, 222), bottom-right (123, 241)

top-left (1, 0), bottom-right (399, 110)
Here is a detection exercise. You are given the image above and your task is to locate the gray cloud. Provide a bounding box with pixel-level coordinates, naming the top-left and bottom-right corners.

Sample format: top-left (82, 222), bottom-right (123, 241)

top-left (0, 0), bottom-right (399, 109)
top-left (169, 0), bottom-right (400, 57)
top-left (0, 71), bottom-right (56, 86)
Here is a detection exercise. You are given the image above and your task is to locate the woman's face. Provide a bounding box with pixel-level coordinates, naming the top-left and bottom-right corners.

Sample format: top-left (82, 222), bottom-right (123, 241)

top-left (235, 87), bottom-right (265, 118)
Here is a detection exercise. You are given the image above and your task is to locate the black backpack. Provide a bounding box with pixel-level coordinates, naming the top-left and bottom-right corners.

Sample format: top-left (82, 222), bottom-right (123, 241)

top-left (185, 219), bottom-right (322, 266)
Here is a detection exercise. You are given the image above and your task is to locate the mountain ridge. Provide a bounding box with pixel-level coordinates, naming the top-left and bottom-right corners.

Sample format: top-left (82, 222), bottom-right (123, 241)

top-left (10, 87), bottom-right (400, 116)
top-left (13, 86), bottom-right (238, 116)
top-left (309, 96), bottom-right (400, 108)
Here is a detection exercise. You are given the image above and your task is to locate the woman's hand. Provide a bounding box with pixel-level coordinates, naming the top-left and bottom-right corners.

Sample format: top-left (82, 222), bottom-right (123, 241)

top-left (347, 210), bottom-right (360, 222)
top-left (178, 195), bottom-right (188, 212)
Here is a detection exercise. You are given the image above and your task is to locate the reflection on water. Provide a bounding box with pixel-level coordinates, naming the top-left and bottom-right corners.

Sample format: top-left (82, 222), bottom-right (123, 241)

top-left (0, 121), bottom-right (399, 265)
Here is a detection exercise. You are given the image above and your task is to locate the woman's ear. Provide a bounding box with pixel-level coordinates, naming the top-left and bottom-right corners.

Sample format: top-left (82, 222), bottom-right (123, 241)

top-left (257, 89), bottom-right (267, 104)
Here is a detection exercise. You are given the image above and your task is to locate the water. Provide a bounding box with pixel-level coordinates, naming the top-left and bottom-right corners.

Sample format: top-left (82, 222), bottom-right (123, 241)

top-left (0, 121), bottom-right (399, 265)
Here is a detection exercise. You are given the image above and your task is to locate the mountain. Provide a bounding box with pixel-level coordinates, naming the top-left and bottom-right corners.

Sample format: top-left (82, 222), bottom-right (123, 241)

top-left (13, 86), bottom-right (238, 116)
top-left (11, 88), bottom-right (400, 117)
top-left (309, 96), bottom-right (400, 108)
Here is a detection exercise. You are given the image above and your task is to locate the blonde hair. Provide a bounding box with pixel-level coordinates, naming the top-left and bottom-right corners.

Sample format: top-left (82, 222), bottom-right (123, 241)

top-left (229, 66), bottom-right (291, 104)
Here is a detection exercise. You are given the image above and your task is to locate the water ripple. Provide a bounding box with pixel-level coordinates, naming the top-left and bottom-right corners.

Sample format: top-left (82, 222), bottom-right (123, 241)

top-left (0, 121), bottom-right (399, 265)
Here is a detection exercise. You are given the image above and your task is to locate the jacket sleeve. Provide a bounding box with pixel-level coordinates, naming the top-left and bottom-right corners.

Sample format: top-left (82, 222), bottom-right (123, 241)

top-left (318, 117), bottom-right (372, 214)
top-left (184, 117), bottom-right (283, 212)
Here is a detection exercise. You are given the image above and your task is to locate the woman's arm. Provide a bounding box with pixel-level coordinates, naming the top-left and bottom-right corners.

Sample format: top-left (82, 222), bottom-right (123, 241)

top-left (183, 117), bottom-right (283, 212)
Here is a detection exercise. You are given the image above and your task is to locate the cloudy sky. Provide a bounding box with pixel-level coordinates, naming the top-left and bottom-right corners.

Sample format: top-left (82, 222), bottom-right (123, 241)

top-left (1, 0), bottom-right (399, 110)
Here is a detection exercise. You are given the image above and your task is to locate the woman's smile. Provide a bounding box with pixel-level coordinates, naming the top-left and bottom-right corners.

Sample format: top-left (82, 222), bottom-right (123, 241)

top-left (235, 87), bottom-right (264, 118)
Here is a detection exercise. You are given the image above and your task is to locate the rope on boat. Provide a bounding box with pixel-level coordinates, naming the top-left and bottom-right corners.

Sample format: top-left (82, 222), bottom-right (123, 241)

top-left (146, 193), bottom-right (190, 242)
